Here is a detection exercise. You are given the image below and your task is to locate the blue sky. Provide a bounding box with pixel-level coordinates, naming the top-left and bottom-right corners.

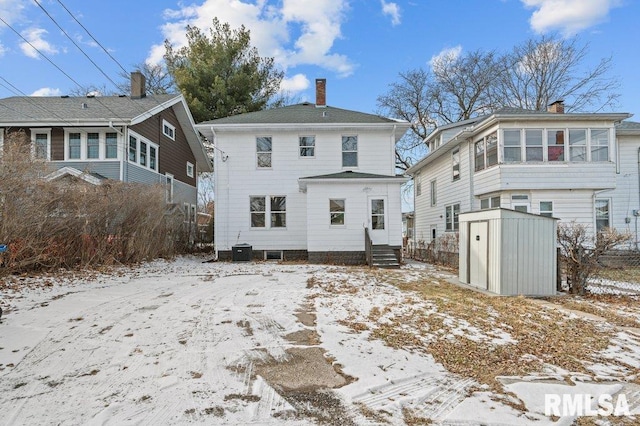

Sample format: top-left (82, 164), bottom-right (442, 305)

top-left (1, 0), bottom-right (639, 120)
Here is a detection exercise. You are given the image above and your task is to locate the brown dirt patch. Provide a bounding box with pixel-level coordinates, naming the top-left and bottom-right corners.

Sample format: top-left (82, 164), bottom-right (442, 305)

top-left (285, 329), bottom-right (321, 345)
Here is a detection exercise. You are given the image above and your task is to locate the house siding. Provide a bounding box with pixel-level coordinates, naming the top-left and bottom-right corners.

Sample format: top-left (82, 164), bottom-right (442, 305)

top-left (51, 161), bottom-right (121, 180)
top-left (212, 125), bottom-right (403, 254)
top-left (130, 107), bottom-right (196, 186)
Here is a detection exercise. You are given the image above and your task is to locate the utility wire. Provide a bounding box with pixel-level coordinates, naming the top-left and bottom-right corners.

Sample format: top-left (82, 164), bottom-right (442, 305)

top-left (0, 14), bottom-right (130, 123)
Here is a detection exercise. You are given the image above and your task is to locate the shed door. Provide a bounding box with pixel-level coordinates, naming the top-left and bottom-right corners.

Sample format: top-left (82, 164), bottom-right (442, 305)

top-left (469, 221), bottom-right (488, 289)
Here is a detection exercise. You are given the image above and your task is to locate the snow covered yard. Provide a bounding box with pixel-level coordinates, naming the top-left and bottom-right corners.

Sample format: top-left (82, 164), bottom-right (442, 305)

top-left (0, 257), bottom-right (639, 425)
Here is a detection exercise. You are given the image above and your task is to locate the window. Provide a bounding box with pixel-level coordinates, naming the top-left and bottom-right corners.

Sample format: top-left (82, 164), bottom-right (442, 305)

top-left (452, 148), bottom-right (460, 181)
top-left (569, 129), bottom-right (587, 161)
top-left (415, 172), bottom-right (421, 196)
top-left (149, 146), bottom-right (157, 170)
top-left (265, 251), bottom-right (283, 260)
top-left (128, 132), bottom-right (158, 171)
top-left (590, 129), bottom-right (609, 162)
top-left (342, 135), bottom-right (358, 167)
top-left (503, 129), bottom-right (521, 162)
top-left (139, 141), bottom-right (147, 166)
top-left (250, 196), bottom-right (286, 228)
top-left (86, 133), bottom-right (99, 159)
top-left (190, 205), bottom-right (196, 223)
top-left (256, 136), bottom-right (272, 168)
top-left (330, 199), bottom-right (345, 225)
top-left (547, 130), bottom-right (565, 161)
top-left (474, 140), bottom-right (485, 171)
top-left (511, 194), bottom-right (530, 212)
top-left (480, 196), bottom-right (500, 210)
top-left (299, 136), bottom-right (315, 157)
top-left (106, 132), bottom-right (118, 159)
top-left (595, 199), bottom-right (610, 232)
top-left (183, 203), bottom-right (190, 223)
top-left (540, 201), bottom-right (553, 217)
top-left (445, 204), bottom-right (460, 231)
top-left (34, 132), bottom-right (49, 160)
top-left (250, 197), bottom-right (266, 227)
top-left (187, 162), bottom-right (194, 178)
top-left (525, 129), bottom-right (543, 161)
top-left (430, 180), bottom-right (437, 207)
top-left (270, 196), bottom-right (286, 228)
top-left (371, 199), bottom-right (385, 230)
top-left (162, 119), bottom-right (175, 140)
top-left (486, 132), bottom-right (498, 167)
top-left (69, 133), bottom-right (81, 159)
top-left (129, 136), bottom-right (137, 162)
top-left (165, 174), bottom-right (174, 203)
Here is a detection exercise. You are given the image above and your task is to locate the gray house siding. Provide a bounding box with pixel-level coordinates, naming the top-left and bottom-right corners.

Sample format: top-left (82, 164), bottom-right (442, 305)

top-left (51, 161), bottom-right (121, 180)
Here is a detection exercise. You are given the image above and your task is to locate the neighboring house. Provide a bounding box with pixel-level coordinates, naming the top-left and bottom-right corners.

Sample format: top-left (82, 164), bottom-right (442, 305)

top-left (196, 79), bottom-right (410, 264)
top-left (0, 72), bottom-right (212, 220)
top-left (407, 101), bottom-right (640, 249)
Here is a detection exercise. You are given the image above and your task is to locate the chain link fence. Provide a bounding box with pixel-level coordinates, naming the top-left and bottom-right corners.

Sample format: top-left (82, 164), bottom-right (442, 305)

top-left (404, 235), bottom-right (459, 270)
top-left (583, 250), bottom-right (640, 295)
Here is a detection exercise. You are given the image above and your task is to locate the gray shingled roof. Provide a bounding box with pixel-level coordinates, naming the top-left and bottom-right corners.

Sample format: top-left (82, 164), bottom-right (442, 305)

top-left (0, 94), bottom-right (180, 123)
top-left (300, 171), bottom-right (405, 180)
top-left (617, 120), bottom-right (640, 130)
top-left (199, 102), bottom-right (403, 125)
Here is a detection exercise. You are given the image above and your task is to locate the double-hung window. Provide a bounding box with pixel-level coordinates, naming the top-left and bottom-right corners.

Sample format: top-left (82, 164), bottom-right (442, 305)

top-left (590, 129), bottom-right (609, 161)
top-left (250, 196), bottom-right (286, 228)
top-left (480, 196), bottom-right (500, 209)
top-left (128, 131), bottom-right (158, 172)
top-left (445, 204), bottom-right (460, 231)
top-left (452, 148), bottom-right (460, 181)
top-left (540, 201), bottom-right (553, 217)
top-left (430, 180), bottom-right (437, 206)
top-left (139, 141), bottom-right (147, 167)
top-left (129, 136), bottom-right (137, 162)
top-left (162, 119), bottom-right (175, 140)
top-left (33, 130), bottom-right (50, 160)
top-left (525, 129), bottom-right (543, 161)
top-left (569, 129), bottom-right (587, 161)
top-left (486, 133), bottom-right (498, 167)
top-left (503, 129), bottom-right (521, 162)
top-left (415, 171), bottom-right (422, 196)
top-left (595, 199), bottom-right (610, 232)
top-left (330, 199), bottom-right (345, 225)
top-left (87, 133), bottom-right (100, 159)
top-left (256, 136), bottom-right (272, 168)
top-left (342, 135), bottom-right (358, 167)
top-left (69, 133), bottom-right (81, 159)
top-left (106, 132), bottom-right (118, 159)
top-left (299, 136), bottom-right (315, 157)
top-left (547, 130), bottom-right (565, 161)
top-left (474, 140), bottom-right (485, 171)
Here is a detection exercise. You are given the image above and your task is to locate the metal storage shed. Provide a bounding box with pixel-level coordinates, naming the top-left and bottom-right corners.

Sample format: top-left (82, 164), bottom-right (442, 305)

top-left (459, 208), bottom-right (558, 296)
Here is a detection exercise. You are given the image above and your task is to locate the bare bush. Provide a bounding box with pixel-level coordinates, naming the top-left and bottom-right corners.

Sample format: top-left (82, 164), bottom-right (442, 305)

top-left (0, 135), bottom-right (188, 275)
top-left (408, 233), bottom-right (459, 269)
top-left (557, 222), bottom-right (632, 295)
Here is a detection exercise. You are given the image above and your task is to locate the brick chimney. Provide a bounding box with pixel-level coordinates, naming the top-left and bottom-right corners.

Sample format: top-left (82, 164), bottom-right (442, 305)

top-left (547, 100), bottom-right (564, 114)
top-left (131, 71), bottom-right (146, 99)
top-left (315, 78), bottom-right (326, 107)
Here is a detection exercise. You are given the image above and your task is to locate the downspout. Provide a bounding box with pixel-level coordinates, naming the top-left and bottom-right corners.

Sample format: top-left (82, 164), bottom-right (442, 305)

top-left (209, 126), bottom-right (224, 260)
top-left (636, 147), bottom-right (640, 249)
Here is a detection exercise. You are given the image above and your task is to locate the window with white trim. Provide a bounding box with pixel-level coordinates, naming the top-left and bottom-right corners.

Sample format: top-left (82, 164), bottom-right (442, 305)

top-left (480, 196), bottom-right (500, 210)
top-left (64, 130), bottom-right (121, 161)
top-left (547, 129), bottom-right (565, 161)
top-left (299, 136), bottom-right (315, 157)
top-left (330, 199), bottom-right (345, 225)
top-left (503, 129), bottom-right (521, 162)
top-left (430, 180), bottom-right (437, 207)
top-left (525, 129), bottom-right (543, 161)
top-left (452, 147), bottom-right (460, 181)
top-left (69, 132), bottom-right (81, 159)
top-left (590, 129), bottom-right (609, 162)
top-left (256, 136), bottom-right (272, 168)
top-left (87, 133), bottom-right (99, 159)
top-left (165, 173), bottom-right (174, 203)
top-left (415, 171), bottom-right (421, 196)
top-left (595, 199), bottom-right (610, 232)
top-left (162, 119), bottom-right (175, 140)
top-left (342, 135), bottom-right (358, 167)
top-left (511, 194), bottom-right (530, 212)
top-left (106, 132), bottom-right (118, 159)
top-left (540, 201), bottom-right (553, 217)
top-left (128, 132), bottom-right (158, 171)
top-left (569, 129), bottom-right (587, 161)
top-left (31, 128), bottom-right (51, 160)
top-left (186, 162), bottom-right (194, 178)
top-left (445, 204), bottom-right (460, 231)
top-left (371, 199), bottom-right (385, 230)
top-left (183, 203), bottom-right (190, 223)
top-left (250, 196), bottom-right (286, 228)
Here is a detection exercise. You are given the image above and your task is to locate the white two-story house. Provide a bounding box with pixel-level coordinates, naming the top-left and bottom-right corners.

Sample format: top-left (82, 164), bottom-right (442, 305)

top-left (407, 102), bottom-right (640, 249)
top-left (196, 79), bottom-right (410, 264)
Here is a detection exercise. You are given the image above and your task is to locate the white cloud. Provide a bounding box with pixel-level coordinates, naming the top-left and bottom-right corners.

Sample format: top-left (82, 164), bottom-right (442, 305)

top-left (429, 45), bottom-right (462, 72)
top-left (280, 73), bottom-right (309, 93)
top-left (31, 87), bottom-right (62, 96)
top-left (19, 27), bottom-right (59, 59)
top-left (381, 1), bottom-right (401, 26)
top-left (0, 0), bottom-right (27, 27)
top-left (521, 0), bottom-right (622, 36)
top-left (0, 42), bottom-right (6, 57)
top-left (149, 0), bottom-right (355, 84)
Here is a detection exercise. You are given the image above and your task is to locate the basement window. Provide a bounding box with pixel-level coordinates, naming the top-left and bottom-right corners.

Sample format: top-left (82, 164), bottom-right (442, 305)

top-left (265, 251), bottom-right (283, 261)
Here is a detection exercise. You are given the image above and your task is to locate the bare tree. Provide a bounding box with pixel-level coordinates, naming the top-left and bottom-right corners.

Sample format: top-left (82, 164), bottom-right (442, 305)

top-left (117, 62), bottom-right (176, 95)
top-left (557, 223), bottom-right (631, 295)
top-left (494, 36), bottom-right (620, 112)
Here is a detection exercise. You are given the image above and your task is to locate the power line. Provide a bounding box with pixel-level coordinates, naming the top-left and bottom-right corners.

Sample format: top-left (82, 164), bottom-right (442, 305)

top-left (0, 14), bottom-right (130, 123)
top-left (33, 0), bottom-right (124, 94)
top-left (55, 0), bottom-right (129, 76)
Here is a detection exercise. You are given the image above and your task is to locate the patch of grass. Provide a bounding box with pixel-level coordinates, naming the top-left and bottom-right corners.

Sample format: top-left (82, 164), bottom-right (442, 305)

top-left (548, 295), bottom-right (640, 329)
top-left (402, 406), bottom-right (432, 425)
top-left (596, 268), bottom-right (640, 284)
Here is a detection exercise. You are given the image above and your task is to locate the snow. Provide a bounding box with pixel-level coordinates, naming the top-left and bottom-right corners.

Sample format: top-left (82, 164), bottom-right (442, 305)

top-left (0, 256), bottom-right (637, 424)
